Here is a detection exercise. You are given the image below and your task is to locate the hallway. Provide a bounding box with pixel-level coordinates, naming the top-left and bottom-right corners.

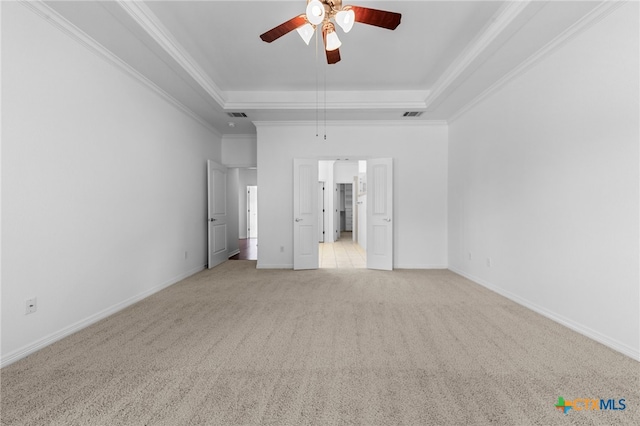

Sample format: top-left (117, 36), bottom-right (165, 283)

top-left (319, 232), bottom-right (366, 269)
top-left (229, 239), bottom-right (258, 261)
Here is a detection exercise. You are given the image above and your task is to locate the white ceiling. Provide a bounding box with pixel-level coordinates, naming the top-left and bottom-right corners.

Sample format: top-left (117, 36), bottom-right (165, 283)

top-left (43, 1), bottom-right (605, 135)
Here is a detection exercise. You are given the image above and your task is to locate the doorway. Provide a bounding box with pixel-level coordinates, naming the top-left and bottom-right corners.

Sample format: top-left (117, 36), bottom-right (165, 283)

top-left (231, 183), bottom-right (258, 261)
top-left (294, 158), bottom-right (392, 271)
top-left (318, 161), bottom-right (367, 269)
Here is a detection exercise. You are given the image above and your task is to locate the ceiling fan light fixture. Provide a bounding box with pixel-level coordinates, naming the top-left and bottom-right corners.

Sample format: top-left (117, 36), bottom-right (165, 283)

top-left (335, 9), bottom-right (355, 33)
top-left (306, 0), bottom-right (325, 25)
top-left (324, 24), bottom-right (342, 51)
top-left (296, 23), bottom-right (315, 45)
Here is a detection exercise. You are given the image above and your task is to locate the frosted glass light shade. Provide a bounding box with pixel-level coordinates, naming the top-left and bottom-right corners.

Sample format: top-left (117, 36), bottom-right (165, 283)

top-left (306, 0), bottom-right (325, 25)
top-left (296, 23), bottom-right (315, 45)
top-left (335, 9), bottom-right (355, 33)
top-left (325, 29), bottom-right (341, 51)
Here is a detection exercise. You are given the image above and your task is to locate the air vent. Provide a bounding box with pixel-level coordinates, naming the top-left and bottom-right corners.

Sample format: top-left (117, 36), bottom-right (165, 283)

top-left (402, 111), bottom-right (423, 117)
top-left (227, 112), bottom-right (248, 118)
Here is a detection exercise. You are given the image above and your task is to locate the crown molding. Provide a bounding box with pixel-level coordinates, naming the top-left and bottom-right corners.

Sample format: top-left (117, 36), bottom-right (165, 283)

top-left (225, 90), bottom-right (430, 111)
top-left (228, 101), bottom-right (429, 111)
top-left (424, 0), bottom-right (532, 110)
top-left (19, 0), bottom-right (222, 138)
top-left (253, 120), bottom-right (447, 128)
top-left (116, 0), bottom-right (227, 108)
top-left (449, 0), bottom-right (627, 123)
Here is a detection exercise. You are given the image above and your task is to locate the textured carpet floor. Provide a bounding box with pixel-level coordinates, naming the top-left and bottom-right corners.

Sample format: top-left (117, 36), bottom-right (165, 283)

top-left (1, 260), bottom-right (638, 425)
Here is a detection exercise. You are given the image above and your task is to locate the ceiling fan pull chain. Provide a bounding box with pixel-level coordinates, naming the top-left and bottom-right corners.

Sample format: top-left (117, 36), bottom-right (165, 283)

top-left (324, 47), bottom-right (328, 140)
top-left (315, 28), bottom-right (319, 138)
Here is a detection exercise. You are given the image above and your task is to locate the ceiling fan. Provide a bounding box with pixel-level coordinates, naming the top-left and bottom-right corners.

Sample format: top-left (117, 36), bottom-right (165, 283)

top-left (259, 0), bottom-right (401, 65)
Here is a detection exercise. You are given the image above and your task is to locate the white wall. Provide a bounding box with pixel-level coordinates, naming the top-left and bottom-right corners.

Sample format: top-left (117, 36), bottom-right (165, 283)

top-left (334, 161), bottom-right (358, 183)
top-left (256, 122), bottom-right (448, 269)
top-left (448, 2), bottom-right (639, 359)
top-left (222, 135), bottom-right (257, 167)
top-left (1, 4), bottom-right (221, 365)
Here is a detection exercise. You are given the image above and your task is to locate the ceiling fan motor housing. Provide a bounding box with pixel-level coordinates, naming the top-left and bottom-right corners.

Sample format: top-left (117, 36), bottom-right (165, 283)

top-left (311, 0), bottom-right (344, 23)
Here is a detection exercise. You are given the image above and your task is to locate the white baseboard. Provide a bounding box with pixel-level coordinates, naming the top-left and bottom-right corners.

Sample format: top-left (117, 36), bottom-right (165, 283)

top-left (0, 265), bottom-right (205, 368)
top-left (227, 249), bottom-right (240, 258)
top-left (395, 264), bottom-right (448, 269)
top-left (449, 267), bottom-right (640, 362)
top-left (256, 263), bottom-right (293, 269)
top-left (255, 264), bottom-right (448, 270)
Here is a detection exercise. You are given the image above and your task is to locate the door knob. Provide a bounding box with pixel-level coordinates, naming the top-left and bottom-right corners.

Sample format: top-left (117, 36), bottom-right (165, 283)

top-left (295, 218), bottom-right (303, 222)
top-left (210, 218), bottom-right (217, 222)
top-left (383, 218), bottom-right (391, 222)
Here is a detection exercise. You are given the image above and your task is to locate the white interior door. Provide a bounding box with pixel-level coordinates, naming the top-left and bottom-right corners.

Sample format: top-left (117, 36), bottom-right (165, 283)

top-left (207, 160), bottom-right (228, 269)
top-left (334, 183), bottom-right (340, 241)
top-left (353, 176), bottom-right (358, 242)
top-left (367, 158), bottom-right (393, 270)
top-left (318, 181), bottom-right (325, 243)
top-left (293, 159), bottom-right (319, 270)
top-left (247, 186), bottom-right (258, 239)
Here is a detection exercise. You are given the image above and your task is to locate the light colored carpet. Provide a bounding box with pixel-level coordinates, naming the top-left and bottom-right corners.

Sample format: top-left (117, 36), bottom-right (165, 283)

top-left (1, 261), bottom-right (638, 425)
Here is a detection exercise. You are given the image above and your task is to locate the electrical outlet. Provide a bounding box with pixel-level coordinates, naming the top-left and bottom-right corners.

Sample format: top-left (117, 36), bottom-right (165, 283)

top-left (280, 246), bottom-right (284, 253)
top-left (486, 258), bottom-right (492, 267)
top-left (25, 298), bottom-right (37, 315)
top-left (184, 251), bottom-right (188, 259)
top-left (468, 252), bottom-right (472, 260)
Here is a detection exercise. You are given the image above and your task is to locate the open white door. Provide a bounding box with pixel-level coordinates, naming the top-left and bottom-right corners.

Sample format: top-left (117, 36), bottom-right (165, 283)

top-left (247, 186), bottom-right (258, 239)
top-left (318, 182), bottom-right (325, 243)
top-left (367, 158), bottom-right (393, 270)
top-left (293, 159), bottom-right (319, 270)
top-left (207, 160), bottom-right (228, 269)
top-left (334, 183), bottom-right (340, 242)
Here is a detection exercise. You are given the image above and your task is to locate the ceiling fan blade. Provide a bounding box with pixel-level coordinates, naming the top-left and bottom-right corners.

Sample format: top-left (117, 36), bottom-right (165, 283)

top-left (350, 6), bottom-right (401, 30)
top-left (326, 48), bottom-right (341, 65)
top-left (322, 26), bottom-right (341, 64)
top-left (259, 15), bottom-right (307, 43)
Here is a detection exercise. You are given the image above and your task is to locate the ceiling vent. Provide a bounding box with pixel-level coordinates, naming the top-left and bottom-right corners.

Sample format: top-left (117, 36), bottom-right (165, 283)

top-left (227, 112), bottom-right (248, 118)
top-left (402, 111), bottom-right (423, 117)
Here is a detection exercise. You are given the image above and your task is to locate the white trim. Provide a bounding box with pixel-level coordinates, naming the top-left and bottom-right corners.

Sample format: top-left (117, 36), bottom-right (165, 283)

top-left (225, 90), bottom-right (430, 111)
top-left (19, 0), bottom-right (221, 138)
top-left (449, 0), bottom-right (627, 123)
top-left (227, 249), bottom-right (241, 258)
top-left (256, 263), bottom-right (294, 269)
top-left (0, 265), bottom-right (206, 368)
top-left (449, 267), bottom-right (640, 362)
top-left (424, 0), bottom-right (531, 109)
top-left (226, 101), bottom-right (429, 111)
top-left (116, 0), bottom-right (227, 108)
top-left (395, 264), bottom-right (448, 269)
top-left (253, 120), bottom-right (448, 128)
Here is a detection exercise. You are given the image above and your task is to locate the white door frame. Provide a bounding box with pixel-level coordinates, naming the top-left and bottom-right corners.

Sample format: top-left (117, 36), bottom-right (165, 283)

top-left (295, 158), bottom-right (393, 271)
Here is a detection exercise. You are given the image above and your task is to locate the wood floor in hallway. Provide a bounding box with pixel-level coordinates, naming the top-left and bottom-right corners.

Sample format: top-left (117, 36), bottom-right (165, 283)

top-left (229, 238), bottom-right (258, 261)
